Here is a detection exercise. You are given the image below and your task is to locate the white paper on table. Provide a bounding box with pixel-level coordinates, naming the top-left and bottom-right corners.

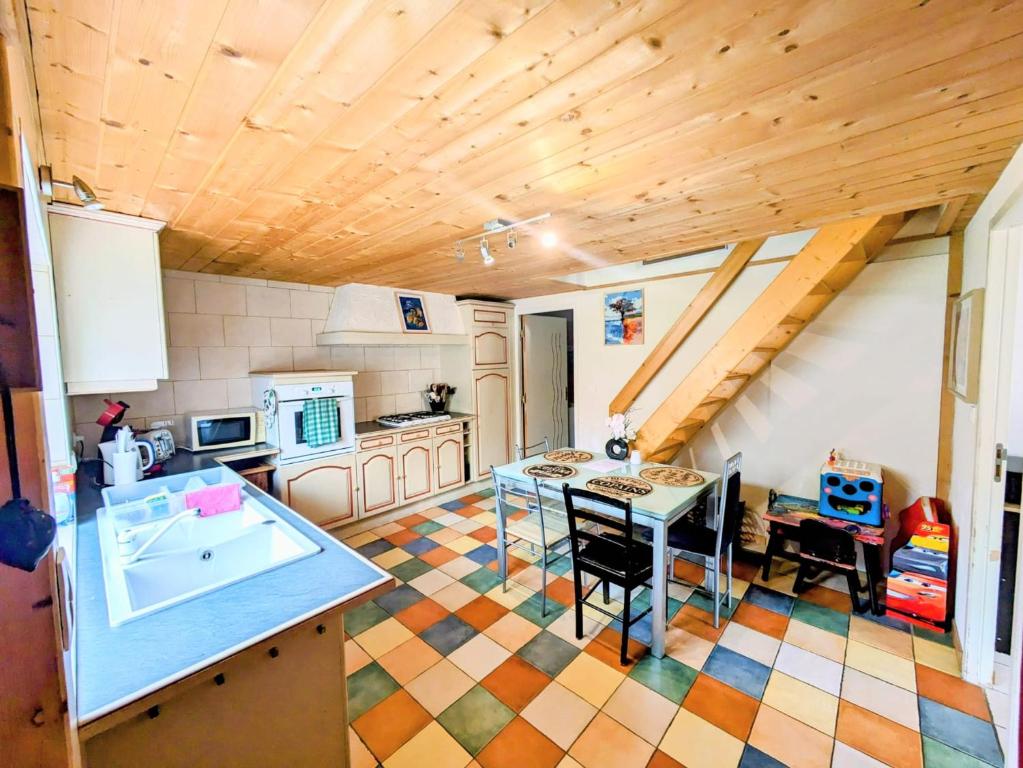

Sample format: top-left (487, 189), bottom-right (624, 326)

top-left (582, 458), bottom-right (627, 472)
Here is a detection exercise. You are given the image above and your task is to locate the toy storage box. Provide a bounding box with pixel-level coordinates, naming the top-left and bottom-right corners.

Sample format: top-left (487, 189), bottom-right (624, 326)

top-left (820, 459), bottom-right (884, 527)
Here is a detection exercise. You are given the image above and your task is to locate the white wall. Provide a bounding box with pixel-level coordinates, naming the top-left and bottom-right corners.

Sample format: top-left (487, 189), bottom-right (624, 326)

top-left (514, 248), bottom-right (948, 524)
top-left (1008, 251), bottom-right (1023, 458)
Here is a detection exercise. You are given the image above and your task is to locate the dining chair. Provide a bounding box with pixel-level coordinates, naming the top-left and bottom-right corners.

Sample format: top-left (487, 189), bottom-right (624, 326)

top-left (491, 466), bottom-right (570, 616)
top-left (793, 518), bottom-right (866, 613)
top-left (654, 452), bottom-right (743, 628)
top-left (515, 436), bottom-right (551, 461)
top-left (562, 484), bottom-right (654, 666)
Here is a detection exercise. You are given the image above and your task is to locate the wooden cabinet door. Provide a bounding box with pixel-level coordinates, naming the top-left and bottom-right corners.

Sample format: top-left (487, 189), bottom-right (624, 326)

top-left (357, 448), bottom-right (398, 518)
top-left (434, 435), bottom-right (464, 491)
top-left (473, 329), bottom-right (509, 367)
top-left (276, 454), bottom-right (357, 529)
top-left (474, 370), bottom-right (510, 478)
top-left (398, 441), bottom-right (433, 505)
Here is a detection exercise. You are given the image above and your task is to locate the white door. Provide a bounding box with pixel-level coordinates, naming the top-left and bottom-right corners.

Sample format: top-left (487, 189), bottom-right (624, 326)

top-left (521, 314), bottom-right (570, 452)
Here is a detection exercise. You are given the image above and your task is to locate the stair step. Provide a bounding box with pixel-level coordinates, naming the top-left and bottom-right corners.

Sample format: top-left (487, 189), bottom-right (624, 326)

top-left (751, 346), bottom-right (777, 355)
top-left (723, 372), bottom-right (750, 382)
top-left (778, 315), bottom-right (805, 326)
top-left (810, 281), bottom-right (836, 296)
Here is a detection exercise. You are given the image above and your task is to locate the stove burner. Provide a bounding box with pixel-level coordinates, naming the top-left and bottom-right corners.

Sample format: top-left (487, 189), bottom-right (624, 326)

top-left (376, 411), bottom-right (453, 428)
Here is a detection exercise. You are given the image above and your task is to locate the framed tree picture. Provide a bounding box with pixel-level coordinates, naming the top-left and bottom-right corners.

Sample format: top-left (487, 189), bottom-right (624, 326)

top-left (604, 288), bottom-right (644, 345)
top-left (396, 292), bottom-right (430, 334)
top-left (948, 288), bottom-right (983, 403)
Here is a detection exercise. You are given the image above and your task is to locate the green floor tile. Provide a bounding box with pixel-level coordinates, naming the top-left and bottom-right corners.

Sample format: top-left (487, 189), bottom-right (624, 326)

top-left (547, 556), bottom-right (574, 576)
top-left (411, 520), bottom-right (444, 535)
top-left (517, 630), bottom-right (580, 677)
top-left (915, 625), bottom-right (956, 648)
top-left (790, 600), bottom-right (849, 637)
top-left (389, 557), bottom-right (433, 583)
top-left (346, 662), bottom-right (400, 721)
top-left (686, 591), bottom-right (737, 619)
top-left (628, 655), bottom-right (698, 704)
top-left (513, 592), bottom-right (567, 628)
top-left (476, 488), bottom-right (495, 498)
top-left (922, 736), bottom-right (997, 768)
top-left (437, 685), bottom-right (515, 755)
top-left (461, 567), bottom-right (503, 594)
top-left (345, 600), bottom-right (390, 636)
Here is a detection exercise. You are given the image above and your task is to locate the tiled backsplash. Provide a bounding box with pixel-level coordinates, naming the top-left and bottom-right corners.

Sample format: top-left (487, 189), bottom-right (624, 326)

top-left (71, 271), bottom-right (441, 452)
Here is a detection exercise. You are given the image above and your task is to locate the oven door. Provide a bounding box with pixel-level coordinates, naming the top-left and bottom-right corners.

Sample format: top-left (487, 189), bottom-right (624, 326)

top-left (276, 397), bottom-right (355, 462)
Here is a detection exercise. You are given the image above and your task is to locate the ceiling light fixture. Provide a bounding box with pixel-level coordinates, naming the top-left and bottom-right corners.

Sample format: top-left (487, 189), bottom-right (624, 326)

top-left (540, 231), bottom-right (558, 248)
top-left (39, 165), bottom-right (103, 210)
top-left (453, 212), bottom-right (552, 266)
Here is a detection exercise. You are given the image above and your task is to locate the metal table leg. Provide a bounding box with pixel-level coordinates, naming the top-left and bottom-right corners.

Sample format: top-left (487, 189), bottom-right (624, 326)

top-left (651, 519), bottom-right (668, 657)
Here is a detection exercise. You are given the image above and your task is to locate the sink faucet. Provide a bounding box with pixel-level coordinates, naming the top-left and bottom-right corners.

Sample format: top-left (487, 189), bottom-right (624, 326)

top-left (121, 509), bottom-right (200, 565)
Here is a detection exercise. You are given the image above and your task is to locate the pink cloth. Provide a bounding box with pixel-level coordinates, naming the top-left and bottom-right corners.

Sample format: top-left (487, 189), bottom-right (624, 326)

top-left (186, 483), bottom-right (242, 517)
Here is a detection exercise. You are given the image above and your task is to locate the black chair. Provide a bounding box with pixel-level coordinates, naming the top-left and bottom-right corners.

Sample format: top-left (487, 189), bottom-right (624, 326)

top-left (793, 518), bottom-right (866, 613)
top-left (562, 484), bottom-right (654, 666)
top-left (655, 452), bottom-right (743, 628)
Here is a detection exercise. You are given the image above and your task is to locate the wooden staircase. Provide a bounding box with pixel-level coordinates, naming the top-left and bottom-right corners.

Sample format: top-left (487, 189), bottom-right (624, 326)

top-left (634, 213), bottom-right (907, 464)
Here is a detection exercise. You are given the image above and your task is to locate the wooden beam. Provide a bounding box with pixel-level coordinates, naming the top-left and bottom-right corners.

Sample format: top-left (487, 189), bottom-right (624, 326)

top-left (935, 196), bottom-right (968, 236)
top-left (608, 237), bottom-right (764, 415)
top-left (936, 230), bottom-right (964, 501)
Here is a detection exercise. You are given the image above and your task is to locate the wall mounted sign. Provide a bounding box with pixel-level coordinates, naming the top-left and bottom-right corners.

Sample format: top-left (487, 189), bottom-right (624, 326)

top-left (396, 292), bottom-right (430, 333)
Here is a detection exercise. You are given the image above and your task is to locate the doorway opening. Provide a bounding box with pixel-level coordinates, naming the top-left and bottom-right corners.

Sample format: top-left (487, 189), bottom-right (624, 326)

top-left (520, 310), bottom-right (574, 456)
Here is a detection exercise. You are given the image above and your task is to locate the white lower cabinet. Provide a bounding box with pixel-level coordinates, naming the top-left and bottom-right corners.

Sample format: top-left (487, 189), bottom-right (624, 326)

top-left (398, 441), bottom-right (433, 505)
top-left (434, 433), bottom-right (464, 491)
top-left (357, 448), bottom-right (398, 517)
top-left (473, 370), bottom-right (511, 478)
top-left (274, 453), bottom-right (357, 529)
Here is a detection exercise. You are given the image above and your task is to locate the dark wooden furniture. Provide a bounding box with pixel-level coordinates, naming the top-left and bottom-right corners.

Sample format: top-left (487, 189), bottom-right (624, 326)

top-left (0, 185), bottom-right (39, 389)
top-left (792, 518), bottom-right (866, 613)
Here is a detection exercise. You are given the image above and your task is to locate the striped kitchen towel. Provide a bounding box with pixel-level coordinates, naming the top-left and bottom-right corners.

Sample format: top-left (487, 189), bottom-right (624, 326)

top-left (302, 397), bottom-right (339, 448)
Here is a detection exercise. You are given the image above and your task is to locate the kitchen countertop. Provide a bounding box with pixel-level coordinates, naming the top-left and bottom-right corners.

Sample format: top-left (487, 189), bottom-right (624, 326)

top-left (354, 411), bottom-right (475, 437)
top-left (74, 445), bottom-right (393, 725)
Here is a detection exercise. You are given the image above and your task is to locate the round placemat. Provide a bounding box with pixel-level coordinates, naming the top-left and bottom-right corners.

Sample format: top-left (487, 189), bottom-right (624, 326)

top-left (639, 466), bottom-right (705, 487)
top-left (543, 449), bottom-right (594, 463)
top-left (524, 463), bottom-right (578, 479)
top-left (585, 476), bottom-right (653, 499)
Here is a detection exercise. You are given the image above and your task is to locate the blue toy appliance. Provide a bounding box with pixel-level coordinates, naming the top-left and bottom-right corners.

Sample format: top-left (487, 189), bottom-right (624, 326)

top-left (819, 455), bottom-right (884, 527)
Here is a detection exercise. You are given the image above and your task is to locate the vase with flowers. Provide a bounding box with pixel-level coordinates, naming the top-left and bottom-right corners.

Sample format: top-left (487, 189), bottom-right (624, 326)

top-left (605, 409), bottom-right (637, 460)
top-left (424, 383), bottom-right (456, 413)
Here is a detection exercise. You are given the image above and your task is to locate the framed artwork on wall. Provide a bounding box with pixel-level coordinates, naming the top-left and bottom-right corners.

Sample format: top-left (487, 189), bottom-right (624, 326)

top-left (604, 288), bottom-right (644, 345)
top-left (948, 288), bottom-right (983, 403)
top-left (396, 292), bottom-right (430, 333)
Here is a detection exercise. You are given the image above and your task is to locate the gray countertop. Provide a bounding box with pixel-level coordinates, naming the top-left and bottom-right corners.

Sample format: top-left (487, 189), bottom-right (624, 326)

top-left (74, 445), bottom-right (393, 724)
top-left (354, 411), bottom-right (475, 437)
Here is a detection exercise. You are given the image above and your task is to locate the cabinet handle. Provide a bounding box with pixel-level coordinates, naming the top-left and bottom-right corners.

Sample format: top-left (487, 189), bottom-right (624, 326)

top-left (214, 673), bottom-right (226, 686)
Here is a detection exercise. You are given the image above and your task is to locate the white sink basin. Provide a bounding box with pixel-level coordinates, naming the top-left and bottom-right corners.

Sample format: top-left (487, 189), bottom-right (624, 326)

top-left (96, 474), bottom-right (321, 626)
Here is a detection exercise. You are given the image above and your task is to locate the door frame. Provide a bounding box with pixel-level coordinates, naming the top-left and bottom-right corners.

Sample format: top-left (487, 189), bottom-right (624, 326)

top-left (518, 309), bottom-right (574, 453)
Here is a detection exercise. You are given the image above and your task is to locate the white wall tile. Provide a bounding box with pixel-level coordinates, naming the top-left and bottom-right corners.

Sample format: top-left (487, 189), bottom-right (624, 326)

top-left (393, 347), bottom-right (420, 370)
top-left (31, 268), bottom-right (55, 337)
top-left (43, 396), bottom-right (70, 465)
top-left (246, 286), bottom-right (291, 317)
top-left (331, 346), bottom-right (364, 370)
top-left (394, 392), bottom-right (422, 412)
top-left (168, 313), bottom-right (224, 347)
top-left (224, 316), bottom-right (271, 347)
top-left (354, 371), bottom-right (381, 397)
top-left (267, 279), bottom-right (308, 291)
top-left (290, 290), bottom-right (330, 319)
top-left (249, 346), bottom-right (293, 372)
top-left (199, 346), bottom-right (250, 379)
top-left (420, 346), bottom-right (440, 369)
top-left (409, 368), bottom-right (434, 392)
top-left (270, 317), bottom-right (312, 347)
top-left (308, 284), bottom-right (335, 294)
top-left (364, 395), bottom-right (396, 421)
top-left (125, 381), bottom-right (176, 418)
top-left (168, 347), bottom-right (200, 380)
top-left (174, 379), bottom-right (229, 413)
top-left (364, 346), bottom-right (395, 371)
top-left (162, 278), bottom-right (196, 314)
top-left (353, 397), bottom-right (367, 423)
top-left (293, 346), bottom-right (331, 370)
top-left (37, 334), bottom-right (62, 396)
top-left (220, 275), bottom-right (267, 287)
top-left (73, 393), bottom-right (110, 424)
top-left (227, 378), bottom-right (254, 408)
top-left (380, 370), bottom-right (409, 395)
top-left (196, 281), bottom-right (247, 316)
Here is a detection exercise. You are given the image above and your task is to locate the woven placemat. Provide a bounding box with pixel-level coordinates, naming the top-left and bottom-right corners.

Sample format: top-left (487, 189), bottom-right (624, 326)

top-left (524, 463), bottom-right (578, 479)
top-left (585, 476), bottom-right (653, 499)
top-left (639, 466), bottom-right (705, 487)
top-left (543, 449), bottom-right (594, 463)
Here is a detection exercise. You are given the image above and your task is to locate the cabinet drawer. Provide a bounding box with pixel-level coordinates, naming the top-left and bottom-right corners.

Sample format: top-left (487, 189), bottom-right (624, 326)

top-left (400, 428), bottom-right (431, 442)
top-left (434, 422), bottom-right (462, 436)
top-left (359, 435), bottom-right (394, 450)
top-left (473, 308), bottom-right (508, 325)
top-left (473, 330), bottom-right (509, 367)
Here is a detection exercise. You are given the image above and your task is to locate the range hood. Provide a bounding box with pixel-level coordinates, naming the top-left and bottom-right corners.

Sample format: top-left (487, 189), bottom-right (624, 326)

top-left (315, 283), bottom-right (469, 346)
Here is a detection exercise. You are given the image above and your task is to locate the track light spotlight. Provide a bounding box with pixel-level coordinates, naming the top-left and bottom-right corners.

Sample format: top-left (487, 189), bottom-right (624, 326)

top-left (39, 165), bottom-right (103, 210)
top-left (455, 241), bottom-right (465, 261)
top-left (480, 237), bottom-right (495, 266)
top-left (506, 230), bottom-right (517, 249)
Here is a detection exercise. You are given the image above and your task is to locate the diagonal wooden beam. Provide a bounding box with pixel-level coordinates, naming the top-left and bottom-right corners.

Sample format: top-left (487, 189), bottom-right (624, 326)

top-left (609, 237), bottom-right (765, 415)
top-left (934, 196), bottom-right (968, 236)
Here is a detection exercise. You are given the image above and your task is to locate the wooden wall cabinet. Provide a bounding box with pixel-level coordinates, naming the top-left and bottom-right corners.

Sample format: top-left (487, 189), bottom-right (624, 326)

top-left (274, 453), bottom-right (357, 529)
top-left (48, 204), bottom-right (167, 395)
top-left (356, 447), bottom-right (398, 517)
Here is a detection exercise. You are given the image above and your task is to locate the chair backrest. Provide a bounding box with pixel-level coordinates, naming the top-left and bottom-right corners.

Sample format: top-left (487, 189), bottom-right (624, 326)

top-left (713, 452), bottom-right (743, 555)
top-left (514, 436), bottom-right (551, 461)
top-left (562, 484), bottom-right (636, 577)
top-left (491, 466), bottom-right (551, 546)
top-left (798, 518), bottom-right (857, 567)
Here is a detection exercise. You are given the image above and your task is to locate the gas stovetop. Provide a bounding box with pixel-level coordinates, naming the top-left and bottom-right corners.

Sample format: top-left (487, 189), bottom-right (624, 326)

top-left (375, 411), bottom-right (453, 428)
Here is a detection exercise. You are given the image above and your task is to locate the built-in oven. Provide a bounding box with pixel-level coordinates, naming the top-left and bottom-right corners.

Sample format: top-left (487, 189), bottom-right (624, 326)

top-left (269, 380), bottom-right (355, 464)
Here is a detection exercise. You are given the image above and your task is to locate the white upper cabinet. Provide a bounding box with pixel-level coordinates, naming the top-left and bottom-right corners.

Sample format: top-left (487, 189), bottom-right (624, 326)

top-left (48, 204), bottom-right (167, 394)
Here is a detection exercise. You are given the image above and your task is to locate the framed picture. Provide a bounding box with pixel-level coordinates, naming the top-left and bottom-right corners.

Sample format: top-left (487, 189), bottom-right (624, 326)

top-left (396, 292), bottom-right (430, 333)
top-left (948, 288), bottom-right (983, 403)
top-left (604, 288), bottom-right (644, 345)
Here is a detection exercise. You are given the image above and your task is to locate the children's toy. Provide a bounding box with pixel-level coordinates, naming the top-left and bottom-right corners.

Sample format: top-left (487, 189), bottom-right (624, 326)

top-left (819, 450), bottom-right (884, 527)
top-left (887, 515), bottom-right (952, 629)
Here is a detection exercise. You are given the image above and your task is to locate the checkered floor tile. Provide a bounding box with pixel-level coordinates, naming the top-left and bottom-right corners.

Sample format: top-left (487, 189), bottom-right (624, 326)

top-left (338, 489), bottom-right (1004, 768)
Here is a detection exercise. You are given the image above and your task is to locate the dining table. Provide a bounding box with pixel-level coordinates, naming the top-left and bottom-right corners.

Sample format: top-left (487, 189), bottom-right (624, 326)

top-left (491, 448), bottom-right (720, 658)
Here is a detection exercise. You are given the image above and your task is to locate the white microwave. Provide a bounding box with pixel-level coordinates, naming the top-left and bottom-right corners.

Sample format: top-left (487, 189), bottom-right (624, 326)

top-left (182, 411), bottom-right (261, 452)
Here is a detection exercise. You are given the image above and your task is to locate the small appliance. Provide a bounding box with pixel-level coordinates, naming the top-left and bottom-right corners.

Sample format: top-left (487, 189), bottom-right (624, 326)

top-left (182, 411), bottom-right (259, 452)
top-left (376, 411), bottom-right (452, 428)
top-left (99, 429), bottom-right (156, 485)
top-left (138, 428), bottom-right (176, 463)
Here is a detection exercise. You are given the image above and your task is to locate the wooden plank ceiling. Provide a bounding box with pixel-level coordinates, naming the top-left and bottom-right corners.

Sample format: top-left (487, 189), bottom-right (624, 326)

top-left (27, 0), bottom-right (1023, 298)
